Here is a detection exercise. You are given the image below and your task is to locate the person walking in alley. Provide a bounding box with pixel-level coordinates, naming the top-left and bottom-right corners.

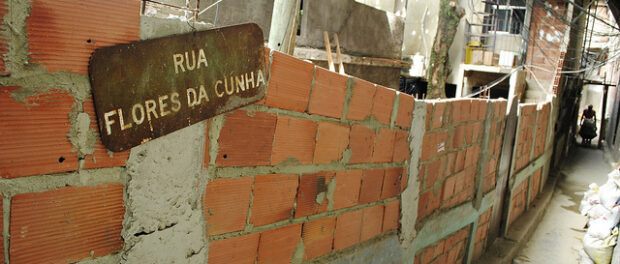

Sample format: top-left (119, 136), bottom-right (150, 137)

top-left (580, 105), bottom-right (597, 145)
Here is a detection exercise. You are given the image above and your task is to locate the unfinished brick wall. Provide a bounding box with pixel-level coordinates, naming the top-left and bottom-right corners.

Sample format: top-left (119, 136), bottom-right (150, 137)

top-left (506, 101), bottom-right (553, 231)
top-left (0, 0), bottom-right (139, 263)
top-left (472, 208), bottom-right (492, 260)
top-left (413, 227), bottom-right (470, 264)
top-left (203, 50), bottom-right (411, 263)
top-left (525, 0), bottom-right (568, 91)
top-left (513, 104), bottom-right (538, 172)
top-left (417, 100), bottom-right (489, 222)
top-left (483, 105), bottom-right (507, 194)
top-left (0, 1), bottom-right (558, 263)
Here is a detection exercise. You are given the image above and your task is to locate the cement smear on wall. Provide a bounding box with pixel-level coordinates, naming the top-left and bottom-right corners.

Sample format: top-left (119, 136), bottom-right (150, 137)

top-left (324, 233), bottom-right (403, 264)
top-left (119, 16), bottom-right (212, 263)
top-left (400, 101), bottom-right (427, 246)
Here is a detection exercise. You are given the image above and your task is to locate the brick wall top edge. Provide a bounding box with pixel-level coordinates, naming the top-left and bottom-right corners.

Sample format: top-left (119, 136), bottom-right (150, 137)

top-left (415, 98), bottom-right (506, 104)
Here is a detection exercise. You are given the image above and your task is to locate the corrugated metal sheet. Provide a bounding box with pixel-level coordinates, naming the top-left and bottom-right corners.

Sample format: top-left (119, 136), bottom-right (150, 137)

top-left (0, 87), bottom-right (78, 178)
top-left (10, 184), bottom-right (125, 264)
top-left (27, 0), bottom-right (140, 74)
top-left (82, 98), bottom-right (129, 169)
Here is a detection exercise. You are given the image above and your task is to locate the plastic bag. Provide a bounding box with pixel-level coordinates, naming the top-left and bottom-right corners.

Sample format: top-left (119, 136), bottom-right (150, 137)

top-left (598, 179), bottom-right (620, 209)
top-left (609, 169), bottom-right (620, 187)
top-left (587, 214), bottom-right (620, 239)
top-left (587, 204), bottom-right (613, 222)
top-left (579, 248), bottom-right (595, 264)
top-left (581, 183), bottom-right (601, 215)
top-left (583, 228), bottom-right (618, 264)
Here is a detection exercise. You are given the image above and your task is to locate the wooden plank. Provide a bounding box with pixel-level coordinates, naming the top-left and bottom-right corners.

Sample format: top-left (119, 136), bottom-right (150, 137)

top-left (268, 0), bottom-right (302, 54)
top-left (323, 31), bottom-right (335, 71)
top-left (333, 33), bottom-right (345, 74)
top-left (487, 96), bottom-right (518, 247)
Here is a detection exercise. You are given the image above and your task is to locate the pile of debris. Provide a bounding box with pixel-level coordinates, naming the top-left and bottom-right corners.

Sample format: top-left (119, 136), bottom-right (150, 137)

top-left (580, 169), bottom-right (620, 264)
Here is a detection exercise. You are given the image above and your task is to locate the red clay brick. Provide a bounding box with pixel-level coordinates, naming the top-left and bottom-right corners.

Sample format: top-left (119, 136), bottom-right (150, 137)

top-left (452, 100), bottom-right (464, 123)
top-left (314, 122), bottom-right (350, 164)
top-left (266, 51), bottom-right (314, 111)
top-left (372, 128), bottom-right (395, 163)
top-left (302, 217), bottom-right (336, 260)
top-left (334, 210), bottom-right (363, 251)
top-left (333, 170), bottom-right (362, 210)
top-left (308, 67), bottom-right (348, 118)
top-left (426, 104), bottom-right (433, 131)
top-left (420, 133), bottom-right (435, 161)
top-left (10, 184), bottom-right (124, 264)
top-left (217, 110), bottom-right (276, 166)
top-left (371, 85), bottom-right (396, 125)
top-left (418, 190), bottom-right (440, 219)
top-left (453, 125), bottom-right (465, 149)
top-left (205, 177), bottom-right (253, 236)
top-left (470, 101), bottom-right (480, 121)
top-left (393, 130), bottom-right (410, 162)
top-left (208, 233), bottom-right (260, 264)
top-left (347, 78), bottom-right (376, 121)
top-left (478, 101), bottom-right (488, 120)
top-left (250, 174), bottom-right (298, 227)
top-left (446, 152), bottom-right (456, 176)
top-left (82, 98), bottom-right (129, 169)
top-left (257, 224), bottom-right (302, 264)
top-left (396, 93), bottom-right (415, 127)
top-left (455, 150), bottom-right (466, 172)
top-left (296, 172), bottom-right (335, 217)
top-left (359, 168), bottom-right (384, 204)
top-left (28, 0), bottom-right (140, 74)
top-left (382, 167), bottom-right (402, 199)
top-left (471, 122), bottom-right (483, 143)
top-left (383, 200), bottom-right (400, 232)
top-left (442, 176), bottom-right (456, 202)
top-left (432, 102), bottom-right (447, 129)
top-left (348, 124), bottom-right (376, 164)
top-left (361, 204), bottom-right (384, 241)
top-left (272, 116), bottom-right (317, 165)
top-left (0, 87), bottom-right (78, 178)
top-left (421, 131), bottom-right (448, 162)
top-left (401, 167), bottom-right (409, 191)
top-left (447, 242), bottom-right (463, 263)
top-left (424, 158), bottom-right (441, 189)
top-left (475, 223), bottom-right (488, 242)
top-left (465, 145), bottom-right (480, 168)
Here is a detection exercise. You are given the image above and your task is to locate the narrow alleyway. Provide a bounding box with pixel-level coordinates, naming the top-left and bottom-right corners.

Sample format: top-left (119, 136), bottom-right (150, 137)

top-left (513, 145), bottom-right (613, 263)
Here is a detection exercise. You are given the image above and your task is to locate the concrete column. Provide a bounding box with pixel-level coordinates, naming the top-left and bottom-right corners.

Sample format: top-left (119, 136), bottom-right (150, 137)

top-left (119, 16), bottom-right (212, 263)
top-left (400, 101), bottom-right (427, 249)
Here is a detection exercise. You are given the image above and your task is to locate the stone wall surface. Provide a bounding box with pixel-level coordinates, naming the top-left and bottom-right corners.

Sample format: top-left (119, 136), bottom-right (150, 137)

top-left (0, 2), bottom-right (556, 263)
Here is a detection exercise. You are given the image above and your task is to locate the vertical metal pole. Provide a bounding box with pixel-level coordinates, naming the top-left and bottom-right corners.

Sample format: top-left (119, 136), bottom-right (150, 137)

top-left (599, 84), bottom-right (609, 148)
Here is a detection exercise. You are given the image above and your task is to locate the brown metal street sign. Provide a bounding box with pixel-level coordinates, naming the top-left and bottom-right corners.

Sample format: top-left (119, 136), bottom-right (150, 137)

top-left (89, 23), bottom-right (266, 152)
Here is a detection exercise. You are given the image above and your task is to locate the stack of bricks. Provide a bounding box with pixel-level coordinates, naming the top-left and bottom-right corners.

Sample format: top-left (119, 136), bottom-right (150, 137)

top-left (483, 101), bottom-right (507, 193)
top-left (472, 208), bottom-right (492, 260)
top-left (0, 0), bottom-right (140, 263)
top-left (417, 99), bottom-right (490, 221)
top-left (203, 50), bottom-right (414, 263)
top-left (413, 227), bottom-right (470, 264)
top-left (513, 104), bottom-right (538, 172)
